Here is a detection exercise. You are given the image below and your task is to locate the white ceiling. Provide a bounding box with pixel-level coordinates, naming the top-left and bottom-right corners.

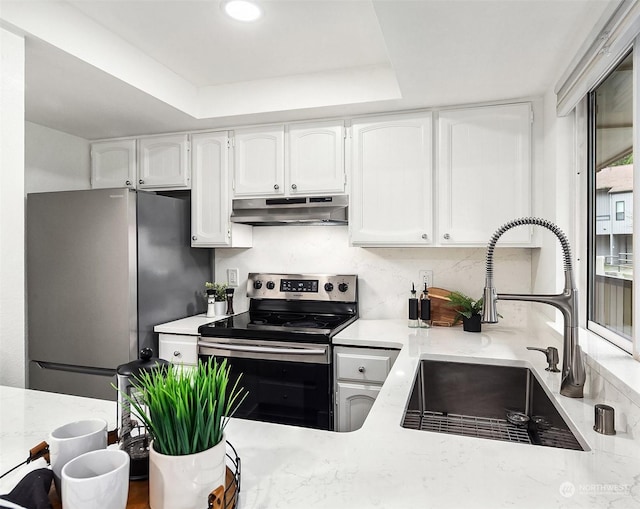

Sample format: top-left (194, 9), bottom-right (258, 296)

top-left (69, 0), bottom-right (391, 87)
top-left (11, 0), bottom-right (619, 140)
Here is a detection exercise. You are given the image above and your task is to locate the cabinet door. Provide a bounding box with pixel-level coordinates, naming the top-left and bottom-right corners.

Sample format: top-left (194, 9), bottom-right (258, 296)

top-left (288, 121), bottom-right (345, 195)
top-left (438, 103), bottom-right (532, 245)
top-left (191, 132), bottom-right (252, 247)
top-left (350, 113), bottom-right (433, 246)
top-left (233, 125), bottom-right (285, 196)
top-left (138, 134), bottom-right (190, 189)
top-left (91, 140), bottom-right (136, 189)
top-left (335, 381), bottom-right (380, 432)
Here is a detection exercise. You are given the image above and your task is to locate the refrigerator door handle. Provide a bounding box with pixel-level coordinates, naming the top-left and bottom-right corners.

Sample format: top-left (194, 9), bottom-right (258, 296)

top-left (33, 361), bottom-right (116, 377)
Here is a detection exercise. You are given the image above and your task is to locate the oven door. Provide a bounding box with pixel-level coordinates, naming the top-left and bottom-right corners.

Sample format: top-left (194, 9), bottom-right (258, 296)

top-left (198, 337), bottom-right (332, 430)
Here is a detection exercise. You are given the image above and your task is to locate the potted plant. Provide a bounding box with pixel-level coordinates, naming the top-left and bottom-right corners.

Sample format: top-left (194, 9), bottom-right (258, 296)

top-left (205, 282), bottom-right (228, 316)
top-left (123, 358), bottom-right (246, 509)
top-left (447, 291), bottom-right (484, 332)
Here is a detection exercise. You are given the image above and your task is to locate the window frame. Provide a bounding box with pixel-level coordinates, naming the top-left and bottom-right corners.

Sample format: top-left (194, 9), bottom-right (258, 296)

top-left (585, 46), bottom-right (637, 358)
top-left (616, 200), bottom-right (625, 221)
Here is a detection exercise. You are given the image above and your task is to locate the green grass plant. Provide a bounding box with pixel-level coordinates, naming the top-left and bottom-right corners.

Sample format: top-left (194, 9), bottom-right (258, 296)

top-left (123, 358), bottom-right (246, 456)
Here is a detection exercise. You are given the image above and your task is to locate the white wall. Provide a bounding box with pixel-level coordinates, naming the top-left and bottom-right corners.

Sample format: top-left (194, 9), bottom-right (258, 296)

top-left (0, 29), bottom-right (26, 387)
top-left (530, 89), bottom-right (578, 324)
top-left (25, 122), bottom-right (91, 193)
top-left (215, 226), bottom-right (533, 324)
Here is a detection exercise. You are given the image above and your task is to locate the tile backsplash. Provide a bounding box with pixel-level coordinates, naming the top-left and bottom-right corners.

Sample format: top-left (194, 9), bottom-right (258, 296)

top-left (214, 225), bottom-right (533, 323)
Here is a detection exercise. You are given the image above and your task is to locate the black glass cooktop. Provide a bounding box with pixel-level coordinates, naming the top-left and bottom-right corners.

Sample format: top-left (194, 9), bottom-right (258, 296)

top-left (198, 311), bottom-right (357, 343)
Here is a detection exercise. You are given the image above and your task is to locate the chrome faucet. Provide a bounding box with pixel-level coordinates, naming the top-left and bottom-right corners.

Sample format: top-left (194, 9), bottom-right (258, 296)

top-left (482, 217), bottom-right (585, 398)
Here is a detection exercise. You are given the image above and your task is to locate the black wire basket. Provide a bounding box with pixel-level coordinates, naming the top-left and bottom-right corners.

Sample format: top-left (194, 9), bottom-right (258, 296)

top-left (208, 441), bottom-right (241, 509)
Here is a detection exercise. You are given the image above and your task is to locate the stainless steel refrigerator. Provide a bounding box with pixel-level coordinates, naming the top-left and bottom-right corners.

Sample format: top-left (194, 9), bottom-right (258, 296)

top-left (27, 188), bottom-right (211, 400)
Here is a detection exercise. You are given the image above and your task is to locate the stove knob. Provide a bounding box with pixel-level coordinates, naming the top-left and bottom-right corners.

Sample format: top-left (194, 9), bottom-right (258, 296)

top-left (338, 283), bottom-right (349, 293)
top-left (253, 280), bottom-right (263, 290)
top-left (324, 282), bottom-right (334, 292)
top-left (266, 281), bottom-right (275, 290)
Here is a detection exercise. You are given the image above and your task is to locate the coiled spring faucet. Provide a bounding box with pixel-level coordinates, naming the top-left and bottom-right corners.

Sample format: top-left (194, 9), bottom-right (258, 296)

top-left (482, 217), bottom-right (585, 398)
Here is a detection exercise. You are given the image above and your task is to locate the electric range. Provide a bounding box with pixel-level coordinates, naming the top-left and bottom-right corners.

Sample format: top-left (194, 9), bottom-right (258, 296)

top-left (197, 273), bottom-right (358, 430)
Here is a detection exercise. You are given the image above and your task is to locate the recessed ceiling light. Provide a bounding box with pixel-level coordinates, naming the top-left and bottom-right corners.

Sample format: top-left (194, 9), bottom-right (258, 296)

top-left (223, 0), bottom-right (262, 22)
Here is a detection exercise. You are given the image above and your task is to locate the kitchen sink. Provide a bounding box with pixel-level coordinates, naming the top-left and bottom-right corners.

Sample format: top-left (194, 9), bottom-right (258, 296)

top-left (402, 360), bottom-right (586, 451)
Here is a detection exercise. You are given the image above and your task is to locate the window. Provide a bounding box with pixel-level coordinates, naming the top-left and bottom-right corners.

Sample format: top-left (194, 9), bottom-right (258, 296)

top-left (588, 51), bottom-right (633, 350)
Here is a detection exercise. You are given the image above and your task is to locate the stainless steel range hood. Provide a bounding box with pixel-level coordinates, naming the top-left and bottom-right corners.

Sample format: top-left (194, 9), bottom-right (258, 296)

top-left (231, 195), bottom-right (348, 226)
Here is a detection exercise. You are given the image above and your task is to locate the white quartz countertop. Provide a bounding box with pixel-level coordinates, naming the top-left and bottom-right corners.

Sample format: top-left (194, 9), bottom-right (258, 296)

top-left (153, 313), bottom-right (226, 334)
top-left (3, 319), bottom-right (640, 508)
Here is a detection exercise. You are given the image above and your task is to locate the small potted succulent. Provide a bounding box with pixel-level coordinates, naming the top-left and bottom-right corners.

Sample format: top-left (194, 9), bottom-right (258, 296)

top-left (447, 291), bottom-right (484, 332)
top-left (205, 282), bottom-right (228, 316)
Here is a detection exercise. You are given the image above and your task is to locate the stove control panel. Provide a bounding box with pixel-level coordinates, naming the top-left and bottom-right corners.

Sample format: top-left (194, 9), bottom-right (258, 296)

top-left (248, 273), bottom-right (357, 302)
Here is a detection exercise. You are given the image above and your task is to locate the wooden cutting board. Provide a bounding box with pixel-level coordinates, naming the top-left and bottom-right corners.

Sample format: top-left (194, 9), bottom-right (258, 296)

top-left (427, 287), bottom-right (461, 327)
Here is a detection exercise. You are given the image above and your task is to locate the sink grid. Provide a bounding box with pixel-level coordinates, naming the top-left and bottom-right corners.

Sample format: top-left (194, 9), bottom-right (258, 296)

top-left (403, 410), bottom-right (531, 444)
top-left (403, 410), bottom-right (583, 450)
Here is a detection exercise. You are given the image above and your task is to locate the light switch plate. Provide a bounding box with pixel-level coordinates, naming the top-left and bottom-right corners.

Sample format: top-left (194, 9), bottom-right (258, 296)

top-left (227, 268), bottom-right (239, 287)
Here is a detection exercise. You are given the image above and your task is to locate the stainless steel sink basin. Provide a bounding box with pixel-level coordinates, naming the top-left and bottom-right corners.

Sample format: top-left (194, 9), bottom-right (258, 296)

top-left (402, 360), bottom-right (586, 451)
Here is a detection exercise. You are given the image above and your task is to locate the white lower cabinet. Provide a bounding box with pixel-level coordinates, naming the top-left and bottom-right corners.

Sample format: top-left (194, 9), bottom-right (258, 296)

top-left (158, 333), bottom-right (198, 367)
top-left (334, 346), bottom-right (399, 432)
top-left (336, 382), bottom-right (380, 432)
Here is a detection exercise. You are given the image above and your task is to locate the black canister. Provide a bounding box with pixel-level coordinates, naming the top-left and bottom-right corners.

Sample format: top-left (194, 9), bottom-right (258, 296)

top-left (225, 287), bottom-right (235, 315)
top-left (116, 348), bottom-right (170, 480)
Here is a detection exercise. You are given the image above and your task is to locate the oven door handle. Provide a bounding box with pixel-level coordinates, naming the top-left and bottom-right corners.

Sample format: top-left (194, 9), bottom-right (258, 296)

top-left (198, 341), bottom-right (326, 356)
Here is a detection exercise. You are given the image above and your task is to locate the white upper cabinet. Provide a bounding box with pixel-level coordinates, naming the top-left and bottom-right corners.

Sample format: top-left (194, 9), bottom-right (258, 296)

top-left (191, 132), bottom-right (252, 248)
top-left (137, 134), bottom-right (191, 189)
top-left (232, 125), bottom-right (285, 197)
top-left (437, 103), bottom-right (532, 245)
top-left (90, 139), bottom-right (137, 189)
top-left (350, 113), bottom-right (433, 246)
top-left (287, 121), bottom-right (345, 195)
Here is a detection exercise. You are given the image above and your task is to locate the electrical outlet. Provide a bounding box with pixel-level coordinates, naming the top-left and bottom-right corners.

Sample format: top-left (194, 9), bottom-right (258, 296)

top-left (227, 268), bottom-right (239, 287)
top-left (419, 270), bottom-right (433, 289)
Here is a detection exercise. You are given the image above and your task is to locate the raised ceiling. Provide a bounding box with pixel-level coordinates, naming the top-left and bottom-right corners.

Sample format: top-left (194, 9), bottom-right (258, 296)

top-left (1, 0), bottom-right (620, 139)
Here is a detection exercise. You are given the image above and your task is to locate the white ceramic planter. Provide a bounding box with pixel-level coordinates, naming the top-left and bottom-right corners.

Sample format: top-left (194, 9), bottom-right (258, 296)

top-left (214, 301), bottom-right (226, 316)
top-left (148, 437), bottom-right (226, 509)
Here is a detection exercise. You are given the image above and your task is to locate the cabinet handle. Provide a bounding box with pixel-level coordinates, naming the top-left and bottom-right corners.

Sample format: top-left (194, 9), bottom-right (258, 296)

top-left (421, 234), bottom-right (428, 240)
top-left (125, 180), bottom-right (131, 186)
top-left (139, 179), bottom-right (144, 185)
top-left (358, 366), bottom-right (365, 373)
top-left (274, 184), bottom-right (279, 190)
top-left (192, 235), bottom-right (197, 241)
top-left (291, 184), bottom-right (297, 190)
top-left (173, 351), bottom-right (182, 357)
top-left (443, 233), bottom-right (451, 240)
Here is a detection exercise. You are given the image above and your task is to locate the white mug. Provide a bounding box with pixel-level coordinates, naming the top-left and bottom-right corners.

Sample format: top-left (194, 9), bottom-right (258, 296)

top-left (61, 449), bottom-right (130, 509)
top-left (48, 418), bottom-right (108, 495)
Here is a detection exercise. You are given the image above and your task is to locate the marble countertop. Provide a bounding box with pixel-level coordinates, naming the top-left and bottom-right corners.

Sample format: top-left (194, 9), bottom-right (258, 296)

top-left (2, 319), bottom-right (640, 508)
top-left (153, 313), bottom-right (226, 335)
